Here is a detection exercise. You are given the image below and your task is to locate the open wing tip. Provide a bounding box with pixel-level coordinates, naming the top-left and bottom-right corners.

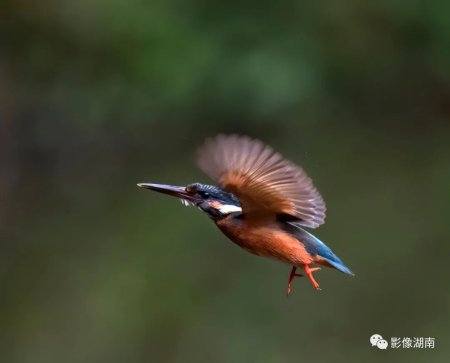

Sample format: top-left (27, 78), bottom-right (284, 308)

top-left (302, 220), bottom-right (324, 229)
top-left (195, 134), bottom-right (328, 224)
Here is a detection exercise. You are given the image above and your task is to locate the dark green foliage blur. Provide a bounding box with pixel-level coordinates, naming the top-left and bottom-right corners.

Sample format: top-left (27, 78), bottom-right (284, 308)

top-left (1, 1), bottom-right (449, 362)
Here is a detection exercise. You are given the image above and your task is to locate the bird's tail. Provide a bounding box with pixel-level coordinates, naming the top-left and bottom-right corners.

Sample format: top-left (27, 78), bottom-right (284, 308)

top-left (296, 227), bottom-right (354, 275)
top-left (318, 256), bottom-right (354, 275)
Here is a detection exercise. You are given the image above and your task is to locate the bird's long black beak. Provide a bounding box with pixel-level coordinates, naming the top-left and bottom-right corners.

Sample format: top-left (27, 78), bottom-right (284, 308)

top-left (137, 183), bottom-right (198, 203)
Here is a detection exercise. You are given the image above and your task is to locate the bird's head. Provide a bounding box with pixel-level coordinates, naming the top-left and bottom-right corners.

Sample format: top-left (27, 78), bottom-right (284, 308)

top-left (138, 182), bottom-right (241, 220)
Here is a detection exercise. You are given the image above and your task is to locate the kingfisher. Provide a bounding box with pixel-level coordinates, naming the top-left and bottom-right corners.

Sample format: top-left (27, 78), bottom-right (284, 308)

top-left (138, 134), bottom-right (353, 294)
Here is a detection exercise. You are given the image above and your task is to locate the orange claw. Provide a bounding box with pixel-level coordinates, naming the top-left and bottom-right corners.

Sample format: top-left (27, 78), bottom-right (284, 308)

top-left (287, 266), bottom-right (299, 295)
top-left (304, 265), bottom-right (321, 290)
top-left (287, 265), bottom-right (322, 295)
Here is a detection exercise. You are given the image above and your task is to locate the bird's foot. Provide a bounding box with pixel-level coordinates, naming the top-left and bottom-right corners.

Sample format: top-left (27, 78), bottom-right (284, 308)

top-left (287, 266), bottom-right (322, 295)
top-left (304, 265), bottom-right (321, 290)
top-left (287, 266), bottom-right (305, 295)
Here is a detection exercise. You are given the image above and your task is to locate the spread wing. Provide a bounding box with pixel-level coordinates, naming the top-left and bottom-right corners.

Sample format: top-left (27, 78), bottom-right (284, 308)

top-left (195, 134), bottom-right (326, 228)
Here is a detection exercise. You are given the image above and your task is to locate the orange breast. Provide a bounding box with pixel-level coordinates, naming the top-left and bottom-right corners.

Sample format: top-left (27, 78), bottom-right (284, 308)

top-left (216, 218), bottom-right (313, 266)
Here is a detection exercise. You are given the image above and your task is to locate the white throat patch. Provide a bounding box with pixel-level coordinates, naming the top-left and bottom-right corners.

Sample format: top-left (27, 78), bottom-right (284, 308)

top-left (218, 204), bottom-right (242, 215)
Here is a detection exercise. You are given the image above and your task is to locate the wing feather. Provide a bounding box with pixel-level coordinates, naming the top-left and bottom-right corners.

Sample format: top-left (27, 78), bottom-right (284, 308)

top-left (196, 134), bottom-right (326, 228)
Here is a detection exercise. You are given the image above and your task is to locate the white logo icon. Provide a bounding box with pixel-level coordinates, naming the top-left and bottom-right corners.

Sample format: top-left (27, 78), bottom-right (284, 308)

top-left (370, 334), bottom-right (383, 346)
top-left (377, 339), bottom-right (388, 350)
top-left (370, 334), bottom-right (388, 349)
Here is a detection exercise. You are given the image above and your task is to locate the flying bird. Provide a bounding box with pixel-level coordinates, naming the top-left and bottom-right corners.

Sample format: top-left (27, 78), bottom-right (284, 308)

top-left (138, 135), bottom-right (353, 294)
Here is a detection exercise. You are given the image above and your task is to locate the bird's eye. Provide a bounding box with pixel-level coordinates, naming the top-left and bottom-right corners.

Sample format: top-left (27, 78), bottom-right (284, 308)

top-left (199, 191), bottom-right (210, 199)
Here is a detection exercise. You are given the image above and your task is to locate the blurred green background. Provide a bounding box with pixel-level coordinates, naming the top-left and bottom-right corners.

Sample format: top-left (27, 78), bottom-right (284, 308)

top-left (1, 1), bottom-right (449, 362)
